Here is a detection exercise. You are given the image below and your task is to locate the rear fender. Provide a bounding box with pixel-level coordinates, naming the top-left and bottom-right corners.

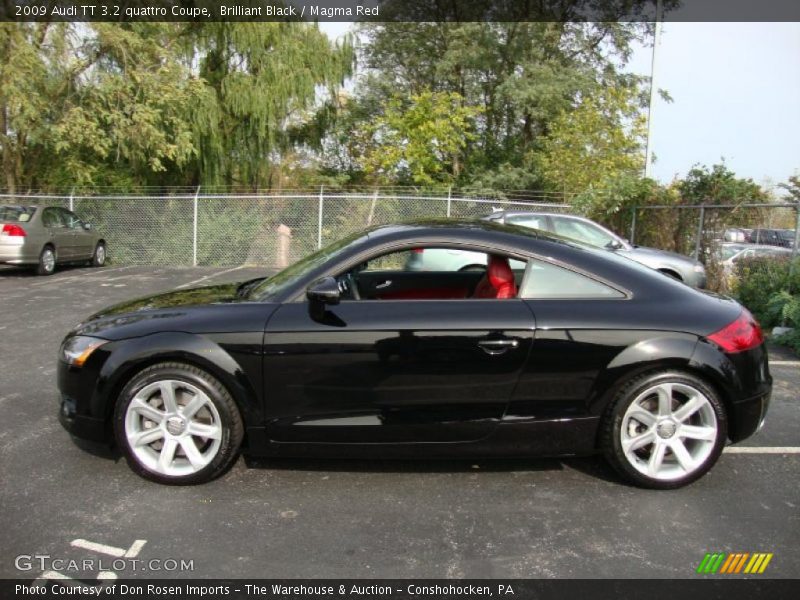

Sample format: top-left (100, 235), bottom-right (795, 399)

top-left (589, 333), bottom-right (700, 415)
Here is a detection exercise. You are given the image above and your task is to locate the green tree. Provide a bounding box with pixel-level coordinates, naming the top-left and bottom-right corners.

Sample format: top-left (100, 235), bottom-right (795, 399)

top-left (182, 22), bottom-right (354, 188)
top-left (538, 80), bottom-right (647, 195)
top-left (354, 17), bottom-right (653, 189)
top-left (779, 174), bottom-right (800, 203)
top-left (359, 91), bottom-right (482, 186)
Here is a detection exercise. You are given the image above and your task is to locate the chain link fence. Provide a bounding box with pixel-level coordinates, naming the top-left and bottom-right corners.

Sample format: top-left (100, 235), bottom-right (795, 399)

top-left (630, 202), bottom-right (800, 294)
top-left (3, 190), bottom-right (797, 298)
top-left (0, 190), bottom-right (575, 269)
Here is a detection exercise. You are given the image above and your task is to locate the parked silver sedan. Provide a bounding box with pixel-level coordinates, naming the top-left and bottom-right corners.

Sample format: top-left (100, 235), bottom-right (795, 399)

top-left (408, 212), bottom-right (707, 288)
top-left (0, 205), bottom-right (106, 275)
top-left (716, 242), bottom-right (793, 277)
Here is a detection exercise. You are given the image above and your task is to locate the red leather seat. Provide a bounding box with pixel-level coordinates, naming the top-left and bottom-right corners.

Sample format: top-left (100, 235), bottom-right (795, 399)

top-left (472, 255), bottom-right (517, 299)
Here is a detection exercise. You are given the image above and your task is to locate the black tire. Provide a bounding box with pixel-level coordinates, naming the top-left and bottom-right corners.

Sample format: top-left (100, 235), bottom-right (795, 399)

top-left (600, 370), bottom-right (727, 490)
top-left (113, 362), bottom-right (244, 485)
top-left (36, 245), bottom-right (56, 276)
top-left (91, 242), bottom-right (107, 267)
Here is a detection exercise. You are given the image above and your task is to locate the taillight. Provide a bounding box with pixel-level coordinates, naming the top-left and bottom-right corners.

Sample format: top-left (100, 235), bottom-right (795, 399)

top-left (707, 309), bottom-right (764, 353)
top-left (1, 224), bottom-right (26, 237)
top-left (412, 248), bottom-right (424, 254)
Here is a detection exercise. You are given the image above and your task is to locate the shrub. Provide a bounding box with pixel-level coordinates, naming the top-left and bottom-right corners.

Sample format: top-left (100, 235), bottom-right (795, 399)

top-left (731, 256), bottom-right (799, 327)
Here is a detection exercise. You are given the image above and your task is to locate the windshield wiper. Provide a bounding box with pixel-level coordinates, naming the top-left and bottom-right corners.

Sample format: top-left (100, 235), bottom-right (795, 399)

top-left (235, 277), bottom-right (267, 298)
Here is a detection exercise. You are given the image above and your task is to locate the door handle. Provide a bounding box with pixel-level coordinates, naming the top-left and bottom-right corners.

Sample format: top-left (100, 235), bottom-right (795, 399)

top-left (375, 280), bottom-right (392, 289)
top-left (478, 338), bottom-right (519, 355)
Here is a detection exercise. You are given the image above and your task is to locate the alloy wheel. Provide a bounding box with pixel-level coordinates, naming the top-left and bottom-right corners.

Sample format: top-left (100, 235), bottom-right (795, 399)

top-left (124, 379), bottom-right (223, 477)
top-left (620, 382), bottom-right (718, 481)
top-left (42, 249), bottom-right (55, 272)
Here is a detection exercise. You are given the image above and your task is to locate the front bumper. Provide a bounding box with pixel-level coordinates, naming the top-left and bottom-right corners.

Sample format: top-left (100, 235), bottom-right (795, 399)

top-left (57, 352), bottom-right (113, 444)
top-left (685, 269), bottom-right (707, 289)
top-left (58, 393), bottom-right (109, 443)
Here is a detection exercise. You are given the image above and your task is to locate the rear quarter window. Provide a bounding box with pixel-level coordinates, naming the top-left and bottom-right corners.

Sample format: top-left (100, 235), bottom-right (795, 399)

top-left (0, 206), bottom-right (36, 222)
top-left (519, 259), bottom-right (625, 299)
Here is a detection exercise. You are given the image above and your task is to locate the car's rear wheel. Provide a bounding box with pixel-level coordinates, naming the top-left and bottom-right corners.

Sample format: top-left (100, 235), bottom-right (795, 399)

top-left (602, 371), bottom-right (726, 489)
top-left (114, 363), bottom-right (244, 485)
top-left (36, 246), bottom-right (56, 276)
top-left (91, 242), bottom-right (106, 267)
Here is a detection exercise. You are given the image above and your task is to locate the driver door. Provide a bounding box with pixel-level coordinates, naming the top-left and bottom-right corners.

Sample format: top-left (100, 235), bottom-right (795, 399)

top-left (262, 250), bottom-right (535, 444)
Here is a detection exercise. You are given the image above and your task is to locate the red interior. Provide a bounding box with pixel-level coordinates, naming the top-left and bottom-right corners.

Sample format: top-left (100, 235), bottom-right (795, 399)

top-left (472, 256), bottom-right (517, 299)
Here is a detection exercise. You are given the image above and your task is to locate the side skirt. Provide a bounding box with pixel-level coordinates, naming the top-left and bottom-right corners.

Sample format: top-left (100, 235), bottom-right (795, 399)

top-left (243, 417), bottom-right (600, 459)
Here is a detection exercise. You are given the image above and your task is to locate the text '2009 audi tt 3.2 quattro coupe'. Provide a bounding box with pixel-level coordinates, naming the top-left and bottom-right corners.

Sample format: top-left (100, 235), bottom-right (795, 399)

top-left (57, 220), bottom-right (771, 488)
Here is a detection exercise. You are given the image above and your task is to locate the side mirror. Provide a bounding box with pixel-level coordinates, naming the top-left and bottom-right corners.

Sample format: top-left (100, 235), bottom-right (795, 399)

top-left (606, 239), bottom-right (624, 250)
top-left (307, 277), bottom-right (340, 321)
top-left (83, 222), bottom-right (93, 231)
top-left (307, 277), bottom-right (340, 305)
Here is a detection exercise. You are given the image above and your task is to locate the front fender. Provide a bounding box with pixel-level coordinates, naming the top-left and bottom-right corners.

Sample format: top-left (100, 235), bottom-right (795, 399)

top-left (92, 331), bottom-right (262, 426)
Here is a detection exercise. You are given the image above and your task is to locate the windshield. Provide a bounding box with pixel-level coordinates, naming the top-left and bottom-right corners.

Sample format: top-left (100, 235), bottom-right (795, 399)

top-left (0, 205), bottom-right (36, 222)
top-left (551, 217), bottom-right (617, 248)
top-left (717, 244), bottom-right (747, 260)
top-left (249, 230), bottom-right (368, 300)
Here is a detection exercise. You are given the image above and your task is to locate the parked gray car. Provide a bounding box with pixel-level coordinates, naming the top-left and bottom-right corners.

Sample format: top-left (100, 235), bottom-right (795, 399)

top-left (408, 211), bottom-right (707, 287)
top-left (0, 205), bottom-right (106, 275)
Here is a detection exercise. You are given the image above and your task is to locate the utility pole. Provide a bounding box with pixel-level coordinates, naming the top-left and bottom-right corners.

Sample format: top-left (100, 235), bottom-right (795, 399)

top-left (644, 0), bottom-right (664, 178)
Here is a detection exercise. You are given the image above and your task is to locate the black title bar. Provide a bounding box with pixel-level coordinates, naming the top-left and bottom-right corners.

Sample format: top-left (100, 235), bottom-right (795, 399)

top-left (2, 0), bottom-right (800, 23)
top-left (4, 579), bottom-right (800, 600)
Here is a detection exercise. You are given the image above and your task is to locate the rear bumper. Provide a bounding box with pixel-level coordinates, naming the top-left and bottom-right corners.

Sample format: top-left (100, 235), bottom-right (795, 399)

top-left (729, 390), bottom-right (771, 442)
top-left (0, 241), bottom-right (38, 264)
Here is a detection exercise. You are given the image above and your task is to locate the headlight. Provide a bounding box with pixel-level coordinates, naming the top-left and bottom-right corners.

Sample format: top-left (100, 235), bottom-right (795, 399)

top-left (60, 336), bottom-right (108, 367)
top-left (693, 264), bottom-right (705, 273)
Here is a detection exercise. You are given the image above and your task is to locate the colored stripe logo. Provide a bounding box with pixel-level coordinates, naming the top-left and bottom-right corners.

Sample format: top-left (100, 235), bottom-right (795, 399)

top-left (696, 552), bottom-right (773, 574)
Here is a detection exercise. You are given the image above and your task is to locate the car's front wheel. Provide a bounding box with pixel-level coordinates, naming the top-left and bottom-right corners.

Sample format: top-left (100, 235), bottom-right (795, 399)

top-left (602, 371), bottom-right (727, 489)
top-left (114, 362), bottom-right (244, 485)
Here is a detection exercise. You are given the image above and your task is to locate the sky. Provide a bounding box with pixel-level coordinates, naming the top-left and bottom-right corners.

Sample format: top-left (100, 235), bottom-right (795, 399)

top-left (320, 21), bottom-right (800, 193)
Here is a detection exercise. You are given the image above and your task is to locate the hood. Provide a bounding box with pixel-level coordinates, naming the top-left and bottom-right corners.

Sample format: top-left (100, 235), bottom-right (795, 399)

top-left (71, 281), bottom-right (274, 341)
top-left (89, 282), bottom-right (243, 319)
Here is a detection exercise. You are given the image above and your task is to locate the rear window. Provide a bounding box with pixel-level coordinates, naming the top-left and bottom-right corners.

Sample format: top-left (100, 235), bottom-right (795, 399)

top-left (0, 205), bottom-right (36, 223)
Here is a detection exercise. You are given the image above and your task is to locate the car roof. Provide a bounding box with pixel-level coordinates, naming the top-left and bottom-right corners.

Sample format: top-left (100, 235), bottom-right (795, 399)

top-left (485, 210), bottom-right (578, 219)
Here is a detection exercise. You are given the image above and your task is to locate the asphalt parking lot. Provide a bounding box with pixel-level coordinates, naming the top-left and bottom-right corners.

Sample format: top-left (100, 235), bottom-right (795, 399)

top-left (0, 264), bottom-right (798, 580)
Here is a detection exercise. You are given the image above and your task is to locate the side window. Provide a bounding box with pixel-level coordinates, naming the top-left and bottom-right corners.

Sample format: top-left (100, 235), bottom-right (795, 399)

top-left (62, 210), bottom-right (83, 229)
top-left (340, 247), bottom-right (527, 301)
top-left (42, 207), bottom-right (65, 228)
top-left (519, 259), bottom-right (624, 299)
top-left (362, 249), bottom-right (418, 272)
top-left (551, 217), bottom-right (616, 248)
top-left (506, 215), bottom-right (548, 231)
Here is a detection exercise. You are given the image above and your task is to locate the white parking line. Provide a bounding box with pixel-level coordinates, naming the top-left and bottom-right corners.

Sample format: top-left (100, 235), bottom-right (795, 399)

top-left (70, 539), bottom-right (127, 557)
top-left (70, 538), bottom-right (146, 558)
top-left (769, 360), bottom-right (800, 366)
top-left (27, 266), bottom-right (135, 287)
top-left (175, 265), bottom-right (244, 289)
top-left (724, 446), bottom-right (800, 454)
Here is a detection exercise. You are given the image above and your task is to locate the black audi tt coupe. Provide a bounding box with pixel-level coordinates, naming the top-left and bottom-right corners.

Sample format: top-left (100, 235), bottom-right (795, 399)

top-left (57, 220), bottom-right (771, 488)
